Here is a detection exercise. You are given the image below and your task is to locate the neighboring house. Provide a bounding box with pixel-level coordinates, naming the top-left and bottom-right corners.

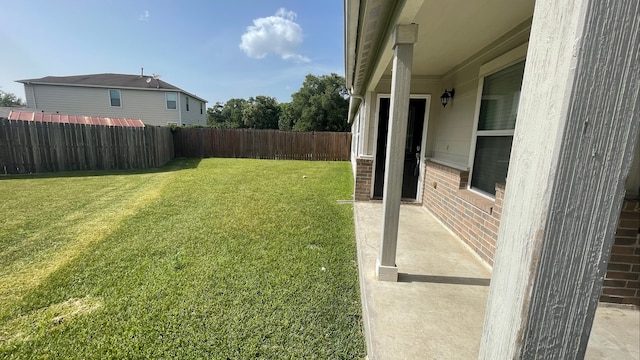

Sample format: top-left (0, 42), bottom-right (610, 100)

top-left (16, 73), bottom-right (207, 127)
top-left (345, 0), bottom-right (639, 358)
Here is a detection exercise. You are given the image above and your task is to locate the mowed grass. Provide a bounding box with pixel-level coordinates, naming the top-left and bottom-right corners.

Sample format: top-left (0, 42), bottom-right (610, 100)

top-left (0, 158), bottom-right (365, 359)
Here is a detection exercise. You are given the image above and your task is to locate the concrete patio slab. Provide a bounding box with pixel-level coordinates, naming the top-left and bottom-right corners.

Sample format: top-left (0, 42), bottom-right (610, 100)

top-left (353, 202), bottom-right (639, 360)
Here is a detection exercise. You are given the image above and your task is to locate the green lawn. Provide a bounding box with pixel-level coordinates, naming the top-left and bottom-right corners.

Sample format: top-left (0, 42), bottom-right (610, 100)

top-left (0, 158), bottom-right (365, 359)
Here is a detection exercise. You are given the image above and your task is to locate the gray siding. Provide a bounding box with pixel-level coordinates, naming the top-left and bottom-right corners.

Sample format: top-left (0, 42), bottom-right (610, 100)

top-left (23, 84), bottom-right (186, 126)
top-left (180, 93), bottom-right (207, 126)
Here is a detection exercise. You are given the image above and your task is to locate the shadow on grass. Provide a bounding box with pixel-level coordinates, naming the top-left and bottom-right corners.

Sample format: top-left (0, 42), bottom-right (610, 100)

top-left (398, 273), bottom-right (491, 286)
top-left (0, 158), bottom-right (201, 180)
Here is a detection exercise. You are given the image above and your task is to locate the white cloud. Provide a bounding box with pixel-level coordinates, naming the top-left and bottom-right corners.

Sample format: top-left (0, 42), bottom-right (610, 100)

top-left (139, 10), bottom-right (150, 21)
top-left (239, 8), bottom-right (310, 63)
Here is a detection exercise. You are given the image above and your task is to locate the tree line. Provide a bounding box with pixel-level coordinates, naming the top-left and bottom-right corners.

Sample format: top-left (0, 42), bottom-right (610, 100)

top-left (0, 89), bottom-right (25, 107)
top-left (207, 73), bottom-right (350, 132)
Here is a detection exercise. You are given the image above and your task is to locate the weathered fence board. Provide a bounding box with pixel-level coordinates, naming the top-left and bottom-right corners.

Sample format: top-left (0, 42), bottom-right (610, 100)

top-left (0, 118), bottom-right (174, 175)
top-left (173, 128), bottom-right (351, 161)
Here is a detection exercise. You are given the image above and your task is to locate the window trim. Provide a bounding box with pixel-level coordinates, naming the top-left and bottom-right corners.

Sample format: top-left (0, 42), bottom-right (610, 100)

top-left (185, 96), bottom-right (190, 111)
top-left (166, 92), bottom-right (177, 110)
top-left (467, 43), bottom-right (528, 198)
top-left (108, 89), bottom-right (122, 107)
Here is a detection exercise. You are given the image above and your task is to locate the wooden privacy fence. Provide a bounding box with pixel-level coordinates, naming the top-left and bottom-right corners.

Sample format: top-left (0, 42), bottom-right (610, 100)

top-left (173, 128), bottom-right (351, 161)
top-left (0, 118), bottom-right (174, 174)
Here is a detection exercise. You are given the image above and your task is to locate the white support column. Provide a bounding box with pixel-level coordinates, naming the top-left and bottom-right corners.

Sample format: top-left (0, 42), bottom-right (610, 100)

top-left (479, 1), bottom-right (640, 359)
top-left (376, 24), bottom-right (418, 282)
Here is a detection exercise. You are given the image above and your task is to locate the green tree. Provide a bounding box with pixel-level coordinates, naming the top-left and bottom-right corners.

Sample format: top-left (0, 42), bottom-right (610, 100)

top-left (278, 102), bottom-right (295, 130)
top-left (220, 98), bottom-right (247, 129)
top-left (242, 96), bottom-right (280, 129)
top-left (0, 89), bottom-right (25, 107)
top-left (206, 102), bottom-right (225, 127)
top-left (286, 73), bottom-right (349, 132)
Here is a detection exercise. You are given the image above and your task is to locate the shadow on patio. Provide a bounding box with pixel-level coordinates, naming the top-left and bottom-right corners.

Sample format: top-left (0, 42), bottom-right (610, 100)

top-left (353, 202), bottom-right (640, 360)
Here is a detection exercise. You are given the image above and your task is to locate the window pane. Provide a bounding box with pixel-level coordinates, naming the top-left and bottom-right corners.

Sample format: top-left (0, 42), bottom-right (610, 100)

top-left (478, 61), bottom-right (525, 130)
top-left (471, 136), bottom-right (513, 195)
top-left (109, 90), bottom-right (120, 107)
top-left (166, 93), bottom-right (177, 109)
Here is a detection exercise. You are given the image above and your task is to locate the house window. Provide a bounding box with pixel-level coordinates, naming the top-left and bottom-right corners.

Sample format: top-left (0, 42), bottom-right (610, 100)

top-left (186, 96), bottom-right (190, 111)
top-left (470, 61), bottom-right (525, 196)
top-left (109, 89), bottom-right (121, 107)
top-left (200, 102), bottom-right (203, 114)
top-left (166, 92), bottom-right (177, 110)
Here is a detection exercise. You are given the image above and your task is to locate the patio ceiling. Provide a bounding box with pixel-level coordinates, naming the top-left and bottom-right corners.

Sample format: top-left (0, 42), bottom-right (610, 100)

top-left (345, 0), bottom-right (535, 97)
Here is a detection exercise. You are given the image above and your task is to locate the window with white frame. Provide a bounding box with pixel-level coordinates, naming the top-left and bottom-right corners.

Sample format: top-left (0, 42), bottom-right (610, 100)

top-left (166, 92), bottom-right (177, 110)
top-left (109, 89), bottom-right (121, 107)
top-left (185, 96), bottom-right (190, 111)
top-left (470, 60), bottom-right (525, 196)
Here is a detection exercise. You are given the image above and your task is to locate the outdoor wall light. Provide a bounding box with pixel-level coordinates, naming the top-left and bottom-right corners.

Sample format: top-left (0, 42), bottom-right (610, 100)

top-left (440, 89), bottom-right (455, 107)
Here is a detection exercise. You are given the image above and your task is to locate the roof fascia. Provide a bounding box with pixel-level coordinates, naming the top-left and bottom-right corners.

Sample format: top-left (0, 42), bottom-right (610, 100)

top-left (17, 81), bottom-right (207, 103)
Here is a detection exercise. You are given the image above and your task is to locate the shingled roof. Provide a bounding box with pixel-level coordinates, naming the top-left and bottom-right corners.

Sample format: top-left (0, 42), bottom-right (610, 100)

top-left (17, 73), bottom-right (206, 102)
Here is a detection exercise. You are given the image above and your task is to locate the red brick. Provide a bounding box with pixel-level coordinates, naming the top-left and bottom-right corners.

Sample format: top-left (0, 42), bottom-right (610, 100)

top-left (607, 263), bottom-right (631, 272)
top-left (622, 199), bottom-right (640, 211)
top-left (622, 297), bottom-right (640, 306)
top-left (614, 237), bottom-right (639, 246)
top-left (609, 254), bottom-right (640, 264)
top-left (618, 218), bottom-right (640, 229)
top-left (600, 295), bottom-right (624, 304)
top-left (611, 246), bottom-right (637, 255)
top-left (602, 288), bottom-right (636, 297)
top-left (603, 279), bottom-right (628, 287)
top-left (615, 228), bottom-right (639, 237)
top-left (606, 271), bottom-right (639, 280)
top-left (619, 210), bottom-right (640, 220)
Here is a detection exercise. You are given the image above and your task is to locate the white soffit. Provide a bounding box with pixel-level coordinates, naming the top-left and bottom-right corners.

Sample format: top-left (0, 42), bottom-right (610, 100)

top-left (399, 0), bottom-right (535, 76)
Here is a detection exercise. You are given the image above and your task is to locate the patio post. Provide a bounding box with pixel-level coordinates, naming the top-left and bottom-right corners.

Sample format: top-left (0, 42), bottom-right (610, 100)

top-left (479, 0), bottom-right (640, 358)
top-left (376, 24), bottom-right (418, 282)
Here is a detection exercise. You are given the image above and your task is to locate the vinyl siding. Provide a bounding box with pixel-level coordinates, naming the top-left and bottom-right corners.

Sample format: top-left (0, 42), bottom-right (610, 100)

top-left (360, 22), bottom-right (530, 171)
top-left (180, 93), bottom-right (207, 126)
top-left (24, 84), bottom-right (183, 126)
top-left (432, 26), bottom-right (530, 169)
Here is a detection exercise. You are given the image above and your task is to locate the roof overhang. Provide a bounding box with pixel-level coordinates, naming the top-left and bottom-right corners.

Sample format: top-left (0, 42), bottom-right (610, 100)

top-left (17, 80), bottom-right (208, 103)
top-left (344, 0), bottom-right (535, 123)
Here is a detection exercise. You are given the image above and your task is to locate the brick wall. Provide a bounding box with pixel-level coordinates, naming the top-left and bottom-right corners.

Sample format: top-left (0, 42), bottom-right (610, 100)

top-left (601, 199), bottom-right (640, 306)
top-left (423, 160), bottom-right (640, 306)
top-left (422, 161), bottom-right (503, 265)
top-left (355, 158), bottom-right (374, 201)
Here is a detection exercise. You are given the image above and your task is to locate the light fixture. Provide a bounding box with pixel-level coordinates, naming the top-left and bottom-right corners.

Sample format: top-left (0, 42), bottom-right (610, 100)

top-left (440, 88), bottom-right (455, 107)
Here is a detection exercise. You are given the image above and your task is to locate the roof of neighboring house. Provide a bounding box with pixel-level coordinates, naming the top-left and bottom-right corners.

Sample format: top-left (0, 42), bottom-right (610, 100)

top-left (8, 111), bottom-right (145, 127)
top-left (17, 73), bottom-right (207, 102)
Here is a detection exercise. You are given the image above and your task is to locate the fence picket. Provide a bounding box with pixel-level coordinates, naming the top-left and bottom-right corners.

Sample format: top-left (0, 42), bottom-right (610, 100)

top-left (171, 128), bottom-right (350, 161)
top-left (0, 119), bottom-right (173, 175)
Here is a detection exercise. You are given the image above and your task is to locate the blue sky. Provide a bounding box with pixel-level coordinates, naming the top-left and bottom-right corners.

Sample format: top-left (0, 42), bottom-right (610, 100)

top-left (0, 1), bottom-right (345, 105)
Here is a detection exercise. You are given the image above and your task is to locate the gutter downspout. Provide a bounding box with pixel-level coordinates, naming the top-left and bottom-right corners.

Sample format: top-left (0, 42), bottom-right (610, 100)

top-left (177, 92), bottom-right (183, 126)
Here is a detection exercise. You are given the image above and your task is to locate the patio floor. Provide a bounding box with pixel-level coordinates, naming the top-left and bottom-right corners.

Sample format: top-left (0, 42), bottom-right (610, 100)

top-left (353, 202), bottom-right (640, 360)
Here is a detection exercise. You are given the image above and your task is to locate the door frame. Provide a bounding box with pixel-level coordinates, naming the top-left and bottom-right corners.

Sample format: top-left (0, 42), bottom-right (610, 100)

top-left (371, 93), bottom-right (431, 202)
